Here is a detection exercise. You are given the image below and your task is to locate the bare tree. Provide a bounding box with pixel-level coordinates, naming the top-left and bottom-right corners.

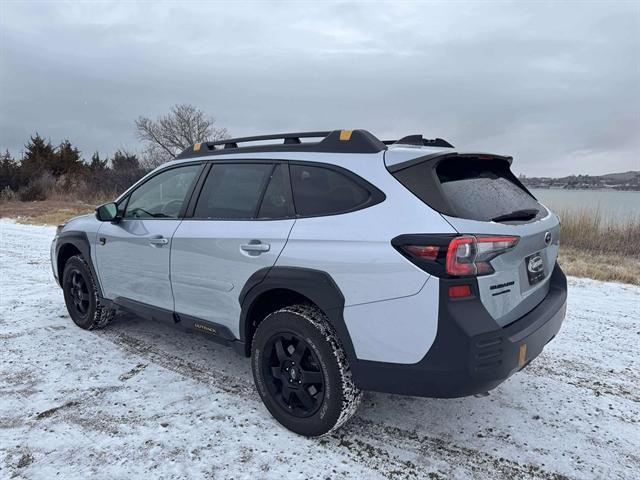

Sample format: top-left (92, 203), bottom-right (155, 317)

top-left (135, 103), bottom-right (229, 168)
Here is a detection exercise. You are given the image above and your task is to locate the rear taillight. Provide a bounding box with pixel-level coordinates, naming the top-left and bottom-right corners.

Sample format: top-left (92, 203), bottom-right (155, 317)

top-left (396, 234), bottom-right (519, 277)
top-left (446, 235), bottom-right (518, 276)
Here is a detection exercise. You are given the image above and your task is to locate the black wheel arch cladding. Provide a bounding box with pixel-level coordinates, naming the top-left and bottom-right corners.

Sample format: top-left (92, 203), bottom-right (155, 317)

top-left (55, 230), bottom-right (103, 297)
top-left (238, 266), bottom-right (358, 364)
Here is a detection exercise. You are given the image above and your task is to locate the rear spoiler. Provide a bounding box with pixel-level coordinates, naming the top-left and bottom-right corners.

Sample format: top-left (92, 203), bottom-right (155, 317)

top-left (386, 151), bottom-right (513, 173)
top-left (383, 135), bottom-right (454, 148)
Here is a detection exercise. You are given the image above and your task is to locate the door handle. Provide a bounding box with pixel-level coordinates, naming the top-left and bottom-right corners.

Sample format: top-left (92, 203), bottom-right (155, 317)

top-left (149, 236), bottom-right (169, 247)
top-left (240, 242), bottom-right (270, 253)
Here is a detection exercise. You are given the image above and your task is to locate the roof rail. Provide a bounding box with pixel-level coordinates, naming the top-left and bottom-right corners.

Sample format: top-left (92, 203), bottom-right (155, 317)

top-left (383, 135), bottom-right (454, 148)
top-left (177, 129), bottom-right (386, 159)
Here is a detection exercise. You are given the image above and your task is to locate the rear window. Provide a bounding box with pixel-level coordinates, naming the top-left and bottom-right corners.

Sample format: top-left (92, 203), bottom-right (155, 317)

top-left (392, 157), bottom-right (540, 222)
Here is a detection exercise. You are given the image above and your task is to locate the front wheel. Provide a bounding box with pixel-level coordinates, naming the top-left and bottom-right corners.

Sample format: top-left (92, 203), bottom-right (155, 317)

top-left (62, 255), bottom-right (113, 330)
top-left (251, 304), bottom-right (361, 437)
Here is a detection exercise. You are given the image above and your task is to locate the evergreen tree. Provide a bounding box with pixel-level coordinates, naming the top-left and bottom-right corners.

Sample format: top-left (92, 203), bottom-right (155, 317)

top-left (111, 150), bottom-right (139, 171)
top-left (0, 150), bottom-right (20, 190)
top-left (21, 133), bottom-right (56, 180)
top-left (89, 151), bottom-right (107, 172)
top-left (53, 140), bottom-right (84, 176)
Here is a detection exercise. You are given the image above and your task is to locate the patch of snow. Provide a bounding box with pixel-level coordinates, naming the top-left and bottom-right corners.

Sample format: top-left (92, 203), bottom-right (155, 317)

top-left (1, 219), bottom-right (638, 479)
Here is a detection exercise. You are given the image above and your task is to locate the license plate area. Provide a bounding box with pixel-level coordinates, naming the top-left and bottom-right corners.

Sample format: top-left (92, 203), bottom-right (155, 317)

top-left (525, 252), bottom-right (545, 285)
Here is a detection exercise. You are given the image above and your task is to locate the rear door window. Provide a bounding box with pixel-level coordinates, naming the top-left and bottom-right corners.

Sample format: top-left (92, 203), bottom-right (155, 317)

top-left (290, 164), bottom-right (370, 216)
top-left (194, 163), bottom-right (273, 219)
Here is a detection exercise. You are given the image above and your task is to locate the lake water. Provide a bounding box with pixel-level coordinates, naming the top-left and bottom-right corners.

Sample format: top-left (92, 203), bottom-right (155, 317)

top-left (530, 189), bottom-right (640, 224)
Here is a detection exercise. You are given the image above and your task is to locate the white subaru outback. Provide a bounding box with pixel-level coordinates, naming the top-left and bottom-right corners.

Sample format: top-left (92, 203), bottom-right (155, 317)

top-left (51, 129), bottom-right (567, 436)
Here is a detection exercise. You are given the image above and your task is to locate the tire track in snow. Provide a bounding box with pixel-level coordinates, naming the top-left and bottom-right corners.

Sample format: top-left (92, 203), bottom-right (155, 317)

top-left (98, 330), bottom-right (255, 397)
top-left (96, 328), bottom-right (571, 480)
top-left (336, 417), bottom-right (571, 480)
top-left (97, 330), bottom-right (431, 477)
top-left (523, 356), bottom-right (640, 403)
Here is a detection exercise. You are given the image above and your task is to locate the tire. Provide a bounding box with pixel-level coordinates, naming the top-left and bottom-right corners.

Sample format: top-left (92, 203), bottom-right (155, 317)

top-left (62, 255), bottom-right (114, 330)
top-left (251, 304), bottom-right (362, 437)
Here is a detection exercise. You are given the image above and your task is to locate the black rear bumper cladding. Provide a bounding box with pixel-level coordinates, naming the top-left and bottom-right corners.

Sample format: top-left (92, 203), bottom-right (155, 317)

top-left (351, 263), bottom-right (567, 398)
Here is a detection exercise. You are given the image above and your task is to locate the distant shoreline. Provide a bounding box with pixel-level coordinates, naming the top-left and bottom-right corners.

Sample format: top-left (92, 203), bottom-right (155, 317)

top-left (528, 186), bottom-right (640, 192)
top-left (520, 170), bottom-right (639, 192)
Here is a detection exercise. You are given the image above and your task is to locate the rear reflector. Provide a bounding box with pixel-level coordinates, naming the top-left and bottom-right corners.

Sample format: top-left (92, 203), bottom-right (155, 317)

top-left (403, 245), bottom-right (439, 260)
top-left (448, 285), bottom-right (472, 298)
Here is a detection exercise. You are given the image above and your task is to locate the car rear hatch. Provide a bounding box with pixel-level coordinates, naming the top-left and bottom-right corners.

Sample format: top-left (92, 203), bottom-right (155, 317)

top-left (386, 151), bottom-right (560, 327)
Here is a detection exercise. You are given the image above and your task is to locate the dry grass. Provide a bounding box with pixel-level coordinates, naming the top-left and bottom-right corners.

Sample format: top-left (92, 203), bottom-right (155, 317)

top-left (0, 200), bottom-right (95, 226)
top-left (18, 209), bottom-right (94, 226)
top-left (557, 247), bottom-right (639, 285)
top-left (553, 208), bottom-right (640, 285)
top-left (555, 207), bottom-right (640, 258)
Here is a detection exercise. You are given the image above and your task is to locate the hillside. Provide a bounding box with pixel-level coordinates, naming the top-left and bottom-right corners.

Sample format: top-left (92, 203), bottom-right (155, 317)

top-left (520, 170), bottom-right (640, 190)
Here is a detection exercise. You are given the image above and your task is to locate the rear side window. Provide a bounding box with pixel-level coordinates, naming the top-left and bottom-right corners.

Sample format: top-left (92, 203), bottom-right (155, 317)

top-left (257, 165), bottom-right (293, 219)
top-left (392, 158), bottom-right (540, 222)
top-left (194, 163), bottom-right (272, 219)
top-left (290, 164), bottom-right (370, 216)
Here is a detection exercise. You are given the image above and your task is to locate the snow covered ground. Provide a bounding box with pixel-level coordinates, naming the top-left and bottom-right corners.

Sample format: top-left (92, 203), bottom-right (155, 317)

top-left (0, 219), bottom-right (638, 480)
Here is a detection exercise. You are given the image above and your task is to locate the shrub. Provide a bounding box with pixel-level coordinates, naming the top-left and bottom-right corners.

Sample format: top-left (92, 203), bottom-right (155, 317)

top-left (17, 172), bottom-right (56, 201)
top-left (0, 186), bottom-right (16, 201)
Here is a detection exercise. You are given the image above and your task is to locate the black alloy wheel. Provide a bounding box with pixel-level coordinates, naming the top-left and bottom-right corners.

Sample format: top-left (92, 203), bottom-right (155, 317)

top-left (66, 268), bottom-right (91, 319)
top-left (262, 332), bottom-right (325, 418)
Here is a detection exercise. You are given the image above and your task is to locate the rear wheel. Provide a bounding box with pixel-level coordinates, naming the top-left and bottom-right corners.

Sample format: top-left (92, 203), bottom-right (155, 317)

top-left (62, 255), bottom-right (114, 330)
top-left (251, 304), bottom-right (361, 437)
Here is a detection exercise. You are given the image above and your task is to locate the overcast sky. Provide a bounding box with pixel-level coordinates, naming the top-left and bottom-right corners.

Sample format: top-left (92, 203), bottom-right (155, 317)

top-left (1, 1), bottom-right (639, 176)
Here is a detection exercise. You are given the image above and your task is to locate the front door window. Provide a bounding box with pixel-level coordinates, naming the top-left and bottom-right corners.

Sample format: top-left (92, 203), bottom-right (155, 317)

top-left (124, 164), bottom-right (201, 219)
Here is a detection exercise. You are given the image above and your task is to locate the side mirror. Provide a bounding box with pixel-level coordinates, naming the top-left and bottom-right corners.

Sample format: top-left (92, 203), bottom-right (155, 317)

top-left (95, 202), bottom-right (119, 222)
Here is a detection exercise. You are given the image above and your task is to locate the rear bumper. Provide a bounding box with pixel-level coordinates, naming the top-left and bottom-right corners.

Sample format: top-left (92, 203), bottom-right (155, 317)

top-left (351, 263), bottom-right (567, 397)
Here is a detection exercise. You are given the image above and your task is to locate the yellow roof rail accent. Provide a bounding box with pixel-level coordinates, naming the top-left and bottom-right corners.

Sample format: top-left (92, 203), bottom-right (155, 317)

top-left (339, 130), bottom-right (353, 141)
top-left (193, 142), bottom-right (202, 152)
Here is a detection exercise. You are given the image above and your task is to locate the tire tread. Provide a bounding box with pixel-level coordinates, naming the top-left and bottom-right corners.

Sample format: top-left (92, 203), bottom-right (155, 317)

top-left (255, 303), bottom-right (362, 435)
top-left (64, 255), bottom-right (114, 330)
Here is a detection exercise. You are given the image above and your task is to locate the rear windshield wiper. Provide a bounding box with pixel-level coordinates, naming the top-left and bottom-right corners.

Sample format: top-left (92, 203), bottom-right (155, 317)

top-left (492, 208), bottom-right (539, 222)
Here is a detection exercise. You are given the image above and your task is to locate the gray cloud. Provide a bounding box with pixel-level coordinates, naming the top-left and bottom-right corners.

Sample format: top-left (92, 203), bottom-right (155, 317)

top-left (1, 0), bottom-right (638, 176)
